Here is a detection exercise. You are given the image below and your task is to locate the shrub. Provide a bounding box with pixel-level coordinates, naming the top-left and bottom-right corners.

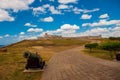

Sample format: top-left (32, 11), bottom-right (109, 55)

top-left (85, 43), bottom-right (98, 52)
top-left (99, 41), bottom-right (120, 59)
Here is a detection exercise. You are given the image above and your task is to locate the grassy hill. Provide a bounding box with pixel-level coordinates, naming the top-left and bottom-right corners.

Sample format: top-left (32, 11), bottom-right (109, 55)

top-left (0, 38), bottom-right (88, 80)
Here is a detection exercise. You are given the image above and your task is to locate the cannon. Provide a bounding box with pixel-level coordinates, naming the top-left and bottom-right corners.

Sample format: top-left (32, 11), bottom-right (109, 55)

top-left (116, 52), bottom-right (120, 61)
top-left (23, 51), bottom-right (45, 69)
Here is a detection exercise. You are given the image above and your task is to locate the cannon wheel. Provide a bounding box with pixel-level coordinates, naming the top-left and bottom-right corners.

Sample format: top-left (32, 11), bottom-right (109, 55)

top-left (40, 61), bottom-right (45, 69)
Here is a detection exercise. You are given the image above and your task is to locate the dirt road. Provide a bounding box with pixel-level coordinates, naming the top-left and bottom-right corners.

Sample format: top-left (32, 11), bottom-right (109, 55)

top-left (41, 46), bottom-right (120, 80)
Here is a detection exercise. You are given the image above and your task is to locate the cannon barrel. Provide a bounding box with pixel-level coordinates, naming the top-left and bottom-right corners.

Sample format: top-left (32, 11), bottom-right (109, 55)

top-left (23, 51), bottom-right (45, 69)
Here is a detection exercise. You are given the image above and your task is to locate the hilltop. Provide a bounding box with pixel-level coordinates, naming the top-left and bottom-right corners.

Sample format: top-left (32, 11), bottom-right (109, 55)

top-left (0, 38), bottom-right (89, 80)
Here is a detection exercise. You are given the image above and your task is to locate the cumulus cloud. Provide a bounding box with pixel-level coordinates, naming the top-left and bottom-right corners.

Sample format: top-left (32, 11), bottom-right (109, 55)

top-left (42, 4), bottom-right (51, 8)
top-left (82, 19), bottom-right (120, 27)
top-left (33, 6), bottom-right (46, 15)
top-left (27, 28), bottom-right (43, 32)
top-left (33, 4), bottom-right (61, 15)
top-left (0, 0), bottom-right (34, 22)
top-left (61, 24), bottom-right (79, 30)
top-left (0, 0), bottom-right (34, 12)
top-left (99, 13), bottom-right (109, 19)
top-left (49, 6), bottom-right (62, 14)
top-left (70, 23), bottom-right (120, 37)
top-left (4, 34), bottom-right (10, 37)
top-left (80, 26), bottom-right (120, 37)
top-left (73, 8), bottom-right (99, 14)
top-left (41, 16), bottom-right (54, 22)
top-left (33, 2), bottom-right (99, 16)
top-left (39, 0), bottom-right (42, 2)
top-left (108, 27), bottom-right (120, 37)
top-left (18, 35), bottom-right (38, 40)
top-left (0, 9), bottom-right (14, 22)
top-left (0, 36), bottom-right (3, 39)
top-left (24, 23), bottom-right (37, 27)
top-left (41, 24), bottom-right (80, 36)
top-left (58, 4), bottom-right (72, 9)
top-left (81, 14), bottom-right (92, 19)
top-left (49, 0), bottom-right (54, 2)
top-left (40, 23), bottom-right (120, 37)
top-left (26, 36), bottom-right (38, 40)
top-left (20, 32), bottom-right (25, 35)
top-left (58, 0), bottom-right (78, 4)
top-left (80, 28), bottom-right (109, 36)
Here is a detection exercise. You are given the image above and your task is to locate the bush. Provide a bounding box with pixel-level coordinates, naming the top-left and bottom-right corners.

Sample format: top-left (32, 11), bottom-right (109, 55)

top-left (85, 43), bottom-right (98, 52)
top-left (99, 41), bottom-right (120, 59)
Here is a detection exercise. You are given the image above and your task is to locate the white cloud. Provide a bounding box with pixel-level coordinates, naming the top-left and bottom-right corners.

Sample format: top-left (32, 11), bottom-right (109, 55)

top-left (0, 0), bottom-right (34, 12)
top-left (42, 4), bottom-right (50, 8)
top-left (58, 0), bottom-right (78, 4)
top-left (50, 0), bottom-right (54, 2)
top-left (24, 23), bottom-right (37, 27)
top-left (41, 24), bottom-right (80, 36)
top-left (27, 28), bottom-right (43, 32)
top-left (81, 14), bottom-right (92, 19)
top-left (0, 36), bottom-right (3, 39)
top-left (20, 32), bottom-right (25, 35)
top-left (81, 28), bottom-right (109, 36)
top-left (0, 0), bottom-right (34, 22)
top-left (33, 6), bottom-right (46, 15)
top-left (58, 4), bottom-right (70, 9)
top-left (99, 13), bottom-right (109, 19)
top-left (49, 6), bottom-right (61, 14)
top-left (82, 19), bottom-right (120, 27)
top-left (65, 27), bottom-right (110, 37)
top-left (73, 24), bottom-right (120, 37)
top-left (0, 9), bottom-right (14, 22)
top-left (82, 8), bottom-right (100, 13)
top-left (4, 34), bottom-right (10, 37)
top-left (40, 23), bottom-right (120, 37)
top-left (112, 26), bottom-right (120, 31)
top-left (33, 4), bottom-right (61, 15)
top-left (73, 7), bottom-right (99, 14)
top-left (61, 24), bottom-right (79, 30)
top-left (41, 16), bottom-right (54, 22)
top-left (18, 35), bottom-right (38, 40)
top-left (39, 0), bottom-right (42, 2)
top-left (107, 28), bottom-right (120, 37)
top-left (26, 36), bottom-right (38, 40)
top-left (32, 3), bottom-right (99, 16)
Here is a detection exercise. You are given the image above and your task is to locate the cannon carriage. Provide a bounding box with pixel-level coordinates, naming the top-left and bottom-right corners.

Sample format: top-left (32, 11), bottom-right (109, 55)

top-left (116, 52), bottom-right (120, 61)
top-left (23, 51), bottom-right (45, 70)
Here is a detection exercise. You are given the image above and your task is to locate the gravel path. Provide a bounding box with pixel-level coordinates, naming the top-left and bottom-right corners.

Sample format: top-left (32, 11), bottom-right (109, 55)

top-left (41, 46), bottom-right (120, 80)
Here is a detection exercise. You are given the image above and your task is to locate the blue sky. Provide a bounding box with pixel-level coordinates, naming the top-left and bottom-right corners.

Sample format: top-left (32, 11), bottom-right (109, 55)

top-left (0, 0), bottom-right (120, 45)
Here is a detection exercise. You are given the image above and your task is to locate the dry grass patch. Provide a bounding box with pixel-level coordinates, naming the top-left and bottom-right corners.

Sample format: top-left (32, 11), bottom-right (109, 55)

top-left (82, 49), bottom-right (115, 60)
top-left (0, 39), bottom-right (88, 80)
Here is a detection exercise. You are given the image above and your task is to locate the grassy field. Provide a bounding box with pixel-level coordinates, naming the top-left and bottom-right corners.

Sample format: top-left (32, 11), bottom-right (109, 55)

top-left (82, 49), bottom-right (115, 60)
top-left (81, 38), bottom-right (119, 60)
top-left (0, 39), bottom-right (87, 80)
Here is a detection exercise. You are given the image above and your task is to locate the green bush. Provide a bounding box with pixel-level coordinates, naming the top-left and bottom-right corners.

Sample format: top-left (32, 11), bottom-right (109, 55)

top-left (85, 43), bottom-right (98, 52)
top-left (99, 41), bottom-right (120, 59)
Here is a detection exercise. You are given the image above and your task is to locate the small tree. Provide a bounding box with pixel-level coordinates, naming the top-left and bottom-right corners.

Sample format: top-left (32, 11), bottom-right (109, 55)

top-left (85, 43), bottom-right (98, 52)
top-left (100, 41), bottom-right (120, 59)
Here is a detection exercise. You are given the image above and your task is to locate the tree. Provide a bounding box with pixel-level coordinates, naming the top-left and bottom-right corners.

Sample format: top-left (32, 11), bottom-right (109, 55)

top-left (99, 41), bottom-right (120, 59)
top-left (109, 37), bottom-right (120, 41)
top-left (85, 43), bottom-right (98, 52)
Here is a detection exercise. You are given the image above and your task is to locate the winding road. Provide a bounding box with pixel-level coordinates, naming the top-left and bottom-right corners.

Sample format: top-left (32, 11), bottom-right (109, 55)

top-left (41, 46), bottom-right (120, 80)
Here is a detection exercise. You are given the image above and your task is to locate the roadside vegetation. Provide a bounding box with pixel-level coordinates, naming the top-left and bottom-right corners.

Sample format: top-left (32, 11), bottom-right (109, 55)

top-left (84, 38), bottom-right (120, 60)
top-left (0, 39), bottom-right (87, 80)
top-left (85, 43), bottom-right (98, 52)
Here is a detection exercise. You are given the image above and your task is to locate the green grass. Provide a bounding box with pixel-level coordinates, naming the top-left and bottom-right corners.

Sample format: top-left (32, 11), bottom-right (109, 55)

top-left (82, 48), bottom-right (115, 60)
